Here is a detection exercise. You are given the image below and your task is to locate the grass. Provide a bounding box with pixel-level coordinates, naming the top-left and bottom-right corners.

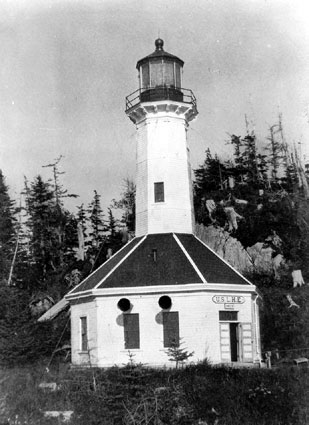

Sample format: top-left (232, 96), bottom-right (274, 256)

top-left (1, 360), bottom-right (309, 424)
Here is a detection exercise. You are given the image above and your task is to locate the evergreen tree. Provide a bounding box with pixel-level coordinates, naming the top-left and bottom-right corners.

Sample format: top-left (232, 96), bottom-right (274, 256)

top-left (42, 155), bottom-right (78, 206)
top-left (23, 175), bottom-right (55, 282)
top-left (87, 190), bottom-right (106, 250)
top-left (230, 135), bottom-right (242, 167)
top-left (284, 153), bottom-right (299, 191)
top-left (166, 339), bottom-right (194, 368)
top-left (266, 125), bottom-right (282, 185)
top-left (77, 203), bottom-right (88, 239)
top-left (229, 135), bottom-right (245, 184)
top-left (62, 210), bottom-right (79, 264)
top-left (23, 174), bottom-right (78, 291)
top-left (241, 133), bottom-right (259, 185)
top-left (111, 179), bottom-right (136, 232)
top-left (256, 152), bottom-right (269, 187)
top-left (277, 113), bottom-right (293, 190)
top-left (0, 165), bottom-right (79, 365)
top-left (194, 150), bottom-right (229, 226)
top-left (103, 207), bottom-right (123, 259)
top-left (86, 203), bottom-right (124, 273)
top-left (194, 149), bottom-right (227, 195)
top-left (0, 170), bottom-right (16, 283)
top-left (107, 207), bottom-right (117, 238)
top-left (76, 203), bottom-right (88, 262)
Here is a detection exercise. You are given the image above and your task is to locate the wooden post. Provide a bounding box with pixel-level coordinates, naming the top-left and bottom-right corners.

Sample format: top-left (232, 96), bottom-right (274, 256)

top-left (265, 351), bottom-right (272, 369)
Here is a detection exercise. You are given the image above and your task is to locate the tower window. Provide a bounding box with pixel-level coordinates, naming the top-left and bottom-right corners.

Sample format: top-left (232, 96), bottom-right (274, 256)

top-left (80, 317), bottom-right (88, 351)
top-left (124, 313), bottom-right (140, 349)
top-left (163, 311), bottom-right (179, 347)
top-left (154, 182), bottom-right (164, 202)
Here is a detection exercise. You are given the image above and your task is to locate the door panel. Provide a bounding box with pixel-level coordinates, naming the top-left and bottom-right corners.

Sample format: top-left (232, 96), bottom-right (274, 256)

top-left (219, 323), bottom-right (231, 362)
top-left (240, 322), bottom-right (253, 362)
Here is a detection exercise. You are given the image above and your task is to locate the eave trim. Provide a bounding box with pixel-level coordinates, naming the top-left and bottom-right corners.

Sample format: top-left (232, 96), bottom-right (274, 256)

top-left (66, 282), bottom-right (258, 300)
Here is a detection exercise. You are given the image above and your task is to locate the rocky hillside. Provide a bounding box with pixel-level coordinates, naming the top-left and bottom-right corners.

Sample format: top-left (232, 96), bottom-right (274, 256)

top-left (195, 194), bottom-right (309, 357)
top-left (196, 223), bottom-right (288, 278)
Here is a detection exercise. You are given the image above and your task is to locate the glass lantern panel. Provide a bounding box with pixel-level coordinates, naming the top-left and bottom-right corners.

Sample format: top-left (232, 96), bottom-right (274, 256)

top-left (175, 63), bottom-right (181, 88)
top-left (141, 63), bottom-right (150, 89)
top-left (150, 59), bottom-right (163, 87)
top-left (163, 61), bottom-right (174, 87)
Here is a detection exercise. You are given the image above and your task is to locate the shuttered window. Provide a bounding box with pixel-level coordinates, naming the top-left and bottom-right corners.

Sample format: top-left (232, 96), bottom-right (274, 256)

top-left (163, 312), bottom-right (179, 347)
top-left (154, 182), bottom-right (164, 202)
top-left (124, 314), bottom-right (140, 349)
top-left (80, 317), bottom-right (88, 351)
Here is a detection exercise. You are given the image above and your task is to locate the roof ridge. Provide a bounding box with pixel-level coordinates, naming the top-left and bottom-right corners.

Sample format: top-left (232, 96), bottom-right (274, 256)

top-left (192, 234), bottom-right (253, 286)
top-left (66, 236), bottom-right (144, 296)
top-left (173, 233), bottom-right (207, 283)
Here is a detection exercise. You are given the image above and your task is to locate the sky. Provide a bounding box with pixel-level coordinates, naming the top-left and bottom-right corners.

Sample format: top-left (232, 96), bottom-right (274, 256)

top-left (1, 0), bottom-right (309, 214)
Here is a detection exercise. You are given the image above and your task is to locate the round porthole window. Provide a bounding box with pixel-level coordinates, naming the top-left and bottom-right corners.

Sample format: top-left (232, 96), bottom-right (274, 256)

top-left (117, 298), bottom-right (131, 312)
top-left (158, 295), bottom-right (172, 309)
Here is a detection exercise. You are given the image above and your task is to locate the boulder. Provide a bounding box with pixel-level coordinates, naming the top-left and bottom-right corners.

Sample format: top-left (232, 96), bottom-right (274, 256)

top-left (29, 294), bottom-right (55, 317)
top-left (247, 242), bottom-right (274, 275)
top-left (44, 411), bottom-right (73, 422)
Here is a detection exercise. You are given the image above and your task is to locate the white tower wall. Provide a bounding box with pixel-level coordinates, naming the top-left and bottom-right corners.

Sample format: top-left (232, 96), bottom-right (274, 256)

top-left (133, 106), bottom-right (196, 236)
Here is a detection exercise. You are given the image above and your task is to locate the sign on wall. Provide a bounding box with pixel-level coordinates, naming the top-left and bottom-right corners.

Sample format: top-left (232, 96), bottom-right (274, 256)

top-left (212, 295), bottom-right (245, 304)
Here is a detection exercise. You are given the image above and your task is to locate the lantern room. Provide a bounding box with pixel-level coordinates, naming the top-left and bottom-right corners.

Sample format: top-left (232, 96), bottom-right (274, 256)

top-left (125, 38), bottom-right (197, 112)
top-left (137, 38), bottom-right (184, 102)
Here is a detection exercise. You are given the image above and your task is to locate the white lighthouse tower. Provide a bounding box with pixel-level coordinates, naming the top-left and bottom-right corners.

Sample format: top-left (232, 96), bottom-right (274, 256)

top-left (65, 39), bottom-right (262, 368)
top-left (126, 38), bottom-right (198, 236)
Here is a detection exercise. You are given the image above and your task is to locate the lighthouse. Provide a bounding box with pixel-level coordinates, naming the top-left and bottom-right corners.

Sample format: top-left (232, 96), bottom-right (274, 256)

top-left (126, 38), bottom-right (197, 236)
top-left (65, 40), bottom-right (262, 368)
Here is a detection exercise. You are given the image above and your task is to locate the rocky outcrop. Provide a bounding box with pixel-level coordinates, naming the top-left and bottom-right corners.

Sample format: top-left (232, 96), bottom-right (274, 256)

top-left (195, 224), bottom-right (286, 277)
top-left (195, 224), bottom-right (253, 274)
top-left (246, 242), bottom-right (274, 275)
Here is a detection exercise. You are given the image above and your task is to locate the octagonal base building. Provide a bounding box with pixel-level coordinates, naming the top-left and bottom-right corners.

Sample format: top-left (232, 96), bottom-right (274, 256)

top-left (66, 39), bottom-right (262, 368)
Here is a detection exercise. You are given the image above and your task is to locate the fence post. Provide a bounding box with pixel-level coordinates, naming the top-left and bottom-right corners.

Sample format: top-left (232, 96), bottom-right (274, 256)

top-left (265, 351), bottom-right (272, 369)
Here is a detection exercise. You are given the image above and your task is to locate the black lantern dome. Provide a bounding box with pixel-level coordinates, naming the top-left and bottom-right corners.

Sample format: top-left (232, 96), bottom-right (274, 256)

top-left (136, 39), bottom-right (184, 102)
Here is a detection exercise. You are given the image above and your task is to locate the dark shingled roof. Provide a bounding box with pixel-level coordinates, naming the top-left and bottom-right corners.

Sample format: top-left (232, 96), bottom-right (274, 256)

top-left (177, 233), bottom-right (249, 285)
top-left (69, 233), bottom-right (251, 295)
top-left (70, 236), bottom-right (143, 293)
top-left (99, 233), bottom-right (202, 288)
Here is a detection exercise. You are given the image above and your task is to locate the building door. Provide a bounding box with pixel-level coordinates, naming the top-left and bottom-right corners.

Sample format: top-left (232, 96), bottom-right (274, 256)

top-left (229, 323), bottom-right (239, 362)
top-left (219, 311), bottom-right (239, 363)
top-left (220, 318), bottom-right (253, 363)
